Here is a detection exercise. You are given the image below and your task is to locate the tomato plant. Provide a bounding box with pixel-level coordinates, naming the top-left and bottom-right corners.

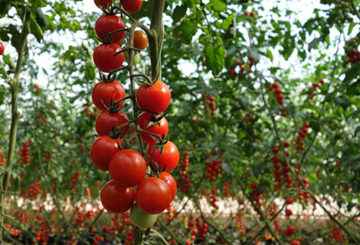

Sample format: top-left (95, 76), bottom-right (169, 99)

top-left (138, 112), bottom-right (168, 144)
top-left (136, 80), bottom-right (171, 113)
top-left (135, 177), bottom-right (172, 214)
top-left (109, 149), bottom-right (147, 187)
top-left (95, 109), bottom-right (129, 137)
top-left (100, 180), bottom-right (135, 213)
top-left (95, 15), bottom-right (126, 43)
top-left (93, 43), bottom-right (124, 73)
top-left (90, 135), bottom-right (123, 171)
top-left (129, 205), bottom-right (158, 230)
top-left (121, 0), bottom-right (142, 13)
top-left (133, 30), bottom-right (148, 50)
top-left (147, 141), bottom-right (179, 172)
top-left (92, 80), bottom-right (126, 111)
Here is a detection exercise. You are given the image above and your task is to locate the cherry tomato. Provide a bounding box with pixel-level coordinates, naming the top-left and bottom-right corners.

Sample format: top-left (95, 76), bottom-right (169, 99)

top-left (159, 172), bottom-right (177, 201)
top-left (133, 30), bottom-right (148, 50)
top-left (95, 15), bottom-right (125, 43)
top-left (0, 41), bottom-right (4, 55)
top-left (90, 135), bottom-right (123, 171)
top-left (109, 149), bottom-right (146, 187)
top-left (100, 180), bottom-right (134, 213)
top-left (121, 0), bottom-right (142, 13)
top-left (147, 141), bottom-right (179, 172)
top-left (94, 0), bottom-right (113, 8)
top-left (129, 205), bottom-right (158, 230)
top-left (136, 80), bottom-right (171, 113)
top-left (138, 112), bottom-right (168, 144)
top-left (135, 177), bottom-right (172, 214)
top-left (95, 110), bottom-right (129, 137)
top-left (93, 43), bottom-right (124, 73)
top-left (92, 80), bottom-right (125, 111)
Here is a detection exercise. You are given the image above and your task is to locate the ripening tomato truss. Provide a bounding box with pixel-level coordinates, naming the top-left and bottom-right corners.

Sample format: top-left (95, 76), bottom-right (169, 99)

top-left (89, 0), bottom-right (178, 233)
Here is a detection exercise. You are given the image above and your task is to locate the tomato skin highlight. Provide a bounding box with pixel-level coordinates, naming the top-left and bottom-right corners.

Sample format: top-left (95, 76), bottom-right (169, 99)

top-left (95, 15), bottom-right (125, 43)
top-left (95, 110), bottom-right (129, 137)
top-left (135, 177), bottom-right (172, 214)
top-left (136, 80), bottom-right (171, 113)
top-left (100, 180), bottom-right (134, 213)
top-left (90, 135), bottom-right (123, 171)
top-left (121, 0), bottom-right (142, 13)
top-left (159, 172), bottom-right (177, 201)
top-left (138, 112), bottom-right (168, 144)
top-left (109, 149), bottom-right (147, 187)
top-left (129, 205), bottom-right (158, 230)
top-left (93, 43), bottom-right (124, 73)
top-left (133, 30), bottom-right (148, 50)
top-left (94, 0), bottom-right (113, 8)
top-left (147, 141), bottom-right (179, 172)
top-left (92, 80), bottom-right (125, 111)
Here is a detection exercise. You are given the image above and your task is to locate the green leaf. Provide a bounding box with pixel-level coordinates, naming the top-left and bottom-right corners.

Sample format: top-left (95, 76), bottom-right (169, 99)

top-left (343, 62), bottom-right (360, 83)
top-left (355, 126), bottom-right (360, 137)
top-left (30, 15), bottom-right (44, 42)
top-left (248, 46), bottom-right (260, 63)
top-left (210, 0), bottom-right (226, 12)
top-left (266, 49), bottom-right (273, 61)
top-left (172, 20), bottom-right (197, 44)
top-left (204, 38), bottom-right (225, 76)
top-left (308, 37), bottom-right (322, 52)
top-left (172, 5), bottom-right (187, 23)
top-left (221, 13), bottom-right (234, 31)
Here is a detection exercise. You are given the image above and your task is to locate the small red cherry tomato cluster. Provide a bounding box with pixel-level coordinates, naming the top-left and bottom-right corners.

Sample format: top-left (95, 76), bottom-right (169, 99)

top-left (295, 122), bottom-right (309, 151)
top-left (205, 152), bottom-right (222, 181)
top-left (269, 82), bottom-right (287, 117)
top-left (177, 151), bottom-right (192, 194)
top-left (90, 0), bottom-right (179, 230)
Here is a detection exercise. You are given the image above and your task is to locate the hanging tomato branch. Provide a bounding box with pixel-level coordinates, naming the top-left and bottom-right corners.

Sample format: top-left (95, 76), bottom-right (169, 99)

top-left (90, 0), bottom-right (178, 244)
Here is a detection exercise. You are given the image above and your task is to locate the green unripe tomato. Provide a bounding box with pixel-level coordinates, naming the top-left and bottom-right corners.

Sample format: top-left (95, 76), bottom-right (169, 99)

top-left (123, 46), bottom-right (140, 65)
top-left (129, 205), bottom-right (158, 230)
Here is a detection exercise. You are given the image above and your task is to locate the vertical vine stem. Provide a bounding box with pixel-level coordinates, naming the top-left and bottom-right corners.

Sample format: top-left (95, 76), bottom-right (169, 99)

top-left (0, 5), bottom-right (31, 241)
top-left (122, 0), bottom-right (165, 243)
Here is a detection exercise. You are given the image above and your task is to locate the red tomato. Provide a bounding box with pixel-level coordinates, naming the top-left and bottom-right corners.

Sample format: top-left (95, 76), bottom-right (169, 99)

top-left (285, 225), bottom-right (295, 237)
top-left (93, 43), bottom-right (124, 73)
top-left (0, 41), bottom-right (4, 55)
top-left (109, 149), bottom-right (146, 187)
top-left (95, 110), bottom-right (129, 137)
top-left (121, 0), bottom-right (142, 13)
top-left (94, 0), bottom-right (113, 8)
top-left (135, 177), bottom-right (172, 214)
top-left (138, 112), bottom-right (168, 144)
top-left (100, 180), bottom-right (134, 213)
top-left (159, 172), bottom-right (177, 201)
top-left (136, 80), bottom-right (171, 113)
top-left (133, 30), bottom-right (148, 50)
top-left (146, 141), bottom-right (179, 172)
top-left (90, 136), bottom-right (123, 171)
top-left (95, 15), bottom-right (125, 43)
top-left (92, 80), bottom-right (125, 111)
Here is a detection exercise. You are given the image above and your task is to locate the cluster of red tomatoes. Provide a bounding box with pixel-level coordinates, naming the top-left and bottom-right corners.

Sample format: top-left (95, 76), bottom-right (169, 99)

top-left (28, 182), bottom-right (40, 201)
top-left (177, 152), bottom-right (192, 194)
top-left (19, 141), bottom-right (31, 164)
top-left (250, 182), bottom-right (263, 215)
top-left (203, 95), bottom-right (216, 116)
top-left (344, 37), bottom-right (360, 64)
top-left (295, 122), bottom-right (309, 151)
top-left (70, 171), bottom-right (79, 188)
top-left (308, 79), bottom-right (324, 100)
top-left (184, 215), bottom-right (209, 245)
top-left (205, 152), bottom-right (222, 181)
top-left (90, 0), bottom-right (179, 230)
top-left (269, 82), bottom-right (287, 117)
